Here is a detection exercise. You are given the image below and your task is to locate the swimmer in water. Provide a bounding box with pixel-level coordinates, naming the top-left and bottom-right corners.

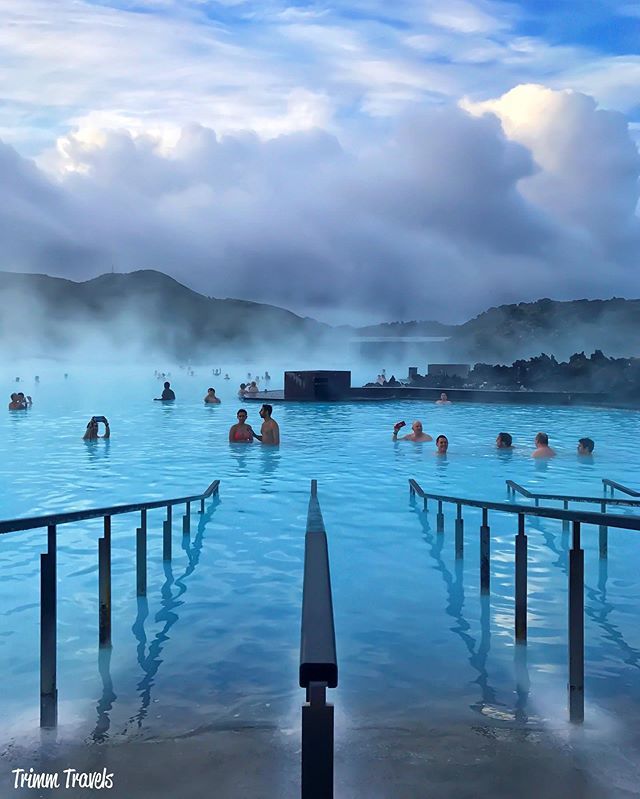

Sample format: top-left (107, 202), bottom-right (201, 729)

top-left (17, 392), bottom-right (32, 407)
top-left (83, 417), bottom-right (110, 440)
top-left (228, 409), bottom-right (255, 443)
top-left (245, 381), bottom-right (259, 395)
top-left (251, 404), bottom-right (280, 445)
top-left (435, 392), bottom-right (452, 405)
top-left (532, 432), bottom-right (556, 458)
top-left (577, 437), bottom-right (594, 456)
top-left (8, 393), bottom-right (24, 410)
top-left (238, 383), bottom-right (247, 398)
top-left (204, 387), bottom-right (221, 404)
top-left (435, 434), bottom-right (449, 455)
top-left (496, 432), bottom-right (513, 449)
top-left (392, 420), bottom-right (433, 442)
top-left (154, 381), bottom-right (175, 401)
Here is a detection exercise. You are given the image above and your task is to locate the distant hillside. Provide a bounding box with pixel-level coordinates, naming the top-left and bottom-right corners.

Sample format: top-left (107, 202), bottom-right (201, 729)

top-left (0, 270), bottom-right (334, 360)
top-left (447, 298), bottom-right (640, 362)
top-left (354, 320), bottom-right (457, 338)
top-left (3, 271), bottom-right (640, 365)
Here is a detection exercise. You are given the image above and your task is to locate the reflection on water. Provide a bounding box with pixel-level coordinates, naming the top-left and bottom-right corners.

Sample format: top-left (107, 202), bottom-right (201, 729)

top-left (92, 647), bottom-right (116, 742)
top-left (228, 445), bottom-right (250, 475)
top-left (528, 516), bottom-right (640, 672)
top-left (84, 439), bottom-right (110, 464)
top-left (411, 498), bottom-right (502, 718)
top-left (259, 448), bottom-right (280, 490)
top-left (514, 644), bottom-right (530, 723)
top-left (91, 497), bottom-right (219, 740)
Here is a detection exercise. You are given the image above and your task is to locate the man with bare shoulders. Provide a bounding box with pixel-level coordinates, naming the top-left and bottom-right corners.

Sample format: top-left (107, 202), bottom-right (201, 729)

top-left (532, 432), bottom-right (556, 458)
top-left (392, 420), bottom-right (433, 442)
top-left (252, 404), bottom-right (280, 445)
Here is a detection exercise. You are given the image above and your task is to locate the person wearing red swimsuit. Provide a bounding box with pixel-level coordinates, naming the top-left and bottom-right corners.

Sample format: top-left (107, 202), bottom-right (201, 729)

top-left (228, 409), bottom-right (255, 443)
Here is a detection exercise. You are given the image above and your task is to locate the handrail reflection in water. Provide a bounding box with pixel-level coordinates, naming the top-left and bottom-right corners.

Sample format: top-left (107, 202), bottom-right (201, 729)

top-left (408, 478), bottom-right (640, 723)
top-left (0, 478), bottom-right (220, 728)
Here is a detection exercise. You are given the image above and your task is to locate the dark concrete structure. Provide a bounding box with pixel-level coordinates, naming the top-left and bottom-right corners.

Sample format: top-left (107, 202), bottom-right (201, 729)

top-left (284, 371), bottom-right (351, 401)
top-left (247, 384), bottom-right (615, 407)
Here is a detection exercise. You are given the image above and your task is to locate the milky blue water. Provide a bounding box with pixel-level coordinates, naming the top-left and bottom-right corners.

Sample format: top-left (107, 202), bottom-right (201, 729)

top-left (2, 364), bottom-right (640, 747)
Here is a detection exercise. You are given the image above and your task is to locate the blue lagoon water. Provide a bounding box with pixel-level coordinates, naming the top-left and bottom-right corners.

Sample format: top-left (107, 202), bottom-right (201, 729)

top-left (2, 365), bottom-right (640, 754)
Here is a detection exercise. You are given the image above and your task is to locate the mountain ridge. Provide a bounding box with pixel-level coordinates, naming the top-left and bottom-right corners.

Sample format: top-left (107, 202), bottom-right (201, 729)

top-left (2, 269), bottom-right (640, 362)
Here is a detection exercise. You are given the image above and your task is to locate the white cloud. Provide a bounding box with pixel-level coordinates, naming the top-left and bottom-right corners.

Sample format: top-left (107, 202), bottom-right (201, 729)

top-left (2, 0), bottom-right (638, 160)
top-left (462, 84), bottom-right (640, 245)
top-left (1, 84), bottom-right (638, 324)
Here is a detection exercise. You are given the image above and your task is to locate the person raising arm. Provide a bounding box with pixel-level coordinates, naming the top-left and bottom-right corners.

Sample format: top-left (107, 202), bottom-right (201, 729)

top-left (392, 420), bottom-right (433, 442)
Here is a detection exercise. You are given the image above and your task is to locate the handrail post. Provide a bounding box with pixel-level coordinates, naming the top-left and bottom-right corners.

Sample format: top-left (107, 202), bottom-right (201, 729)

top-left (163, 505), bottom-right (172, 561)
top-left (200, 497), bottom-right (205, 514)
top-left (480, 507), bottom-right (490, 594)
top-left (436, 500), bottom-right (444, 533)
top-left (455, 503), bottom-right (464, 558)
top-left (183, 501), bottom-right (191, 535)
top-left (568, 521), bottom-right (584, 723)
top-left (98, 516), bottom-right (112, 647)
top-left (136, 509), bottom-right (147, 597)
top-left (599, 501), bottom-right (608, 559)
top-left (562, 501), bottom-right (569, 532)
top-left (301, 681), bottom-right (334, 799)
top-left (515, 514), bottom-right (527, 643)
top-left (40, 524), bottom-right (57, 727)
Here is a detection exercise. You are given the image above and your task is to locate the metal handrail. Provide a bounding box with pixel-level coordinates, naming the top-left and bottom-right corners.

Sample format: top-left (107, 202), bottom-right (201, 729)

top-left (299, 479), bottom-right (337, 799)
top-left (603, 479), bottom-right (640, 497)
top-left (300, 479), bottom-right (338, 687)
top-left (409, 477), bottom-right (640, 724)
top-left (410, 480), bottom-right (640, 530)
top-left (1, 478), bottom-right (220, 729)
top-left (506, 480), bottom-right (640, 508)
top-left (0, 479), bottom-right (220, 534)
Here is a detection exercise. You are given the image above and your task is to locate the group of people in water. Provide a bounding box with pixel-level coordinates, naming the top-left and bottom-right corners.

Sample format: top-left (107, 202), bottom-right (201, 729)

top-left (149, 375), bottom-right (279, 443)
top-left (228, 405), bottom-right (280, 445)
top-left (7, 372), bottom-right (596, 459)
top-left (393, 420), bottom-right (594, 458)
top-left (150, 380), bottom-right (268, 403)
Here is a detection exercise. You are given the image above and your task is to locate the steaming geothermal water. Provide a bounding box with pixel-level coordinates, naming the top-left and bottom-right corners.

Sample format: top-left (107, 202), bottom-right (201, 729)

top-left (2, 365), bottom-right (640, 795)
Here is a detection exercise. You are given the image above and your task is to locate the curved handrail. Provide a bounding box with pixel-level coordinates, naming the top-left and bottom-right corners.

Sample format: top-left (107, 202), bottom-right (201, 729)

top-left (603, 479), bottom-right (640, 498)
top-left (409, 479), bottom-right (640, 531)
top-left (300, 479), bottom-right (338, 688)
top-left (506, 480), bottom-right (640, 508)
top-left (0, 479), bottom-right (220, 535)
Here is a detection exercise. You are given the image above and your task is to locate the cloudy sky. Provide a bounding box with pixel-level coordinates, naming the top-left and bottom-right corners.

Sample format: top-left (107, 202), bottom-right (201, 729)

top-left (1, 0), bottom-right (639, 324)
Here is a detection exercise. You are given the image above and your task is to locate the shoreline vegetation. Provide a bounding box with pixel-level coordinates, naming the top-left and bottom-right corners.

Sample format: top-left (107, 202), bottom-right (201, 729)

top-left (395, 350), bottom-right (640, 399)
